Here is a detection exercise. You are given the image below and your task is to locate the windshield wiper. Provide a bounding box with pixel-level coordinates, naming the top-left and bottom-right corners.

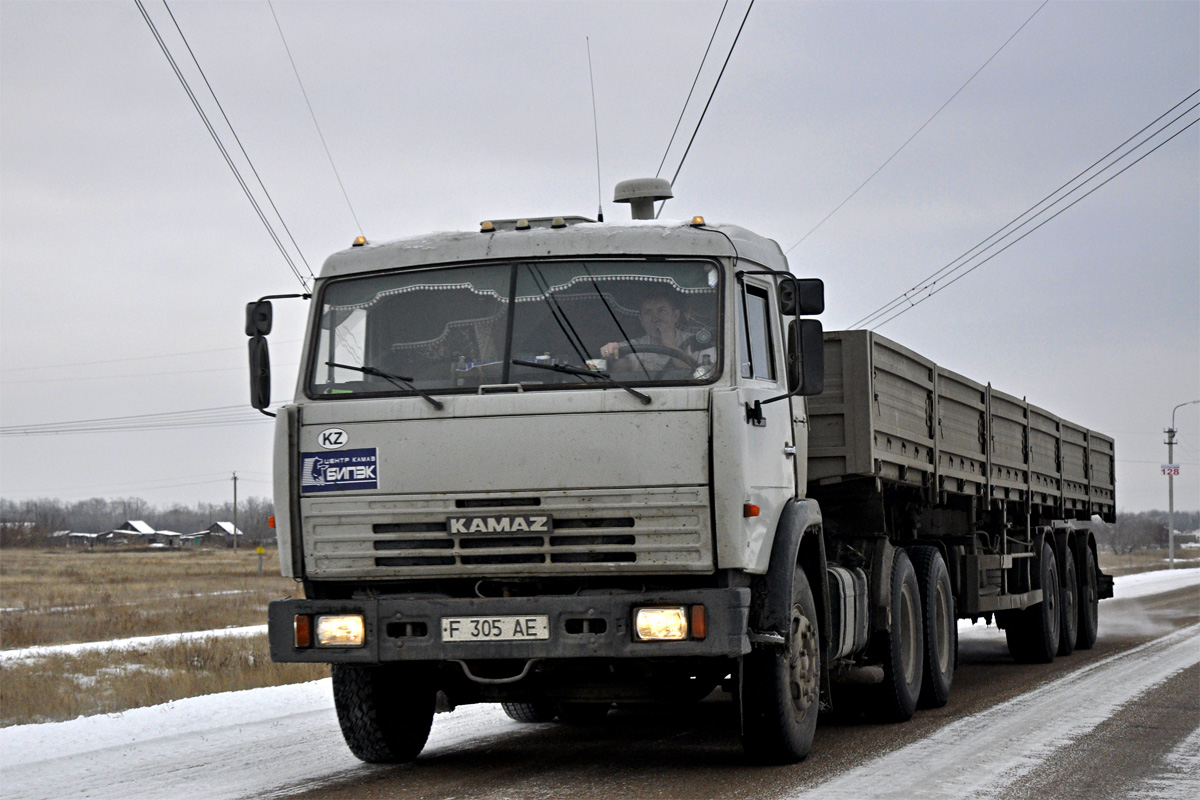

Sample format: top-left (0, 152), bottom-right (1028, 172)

top-left (511, 359), bottom-right (651, 405)
top-left (325, 362), bottom-right (444, 410)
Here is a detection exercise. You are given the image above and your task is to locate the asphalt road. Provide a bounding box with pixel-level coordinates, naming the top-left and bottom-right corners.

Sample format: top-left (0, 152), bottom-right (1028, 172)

top-left (278, 583), bottom-right (1199, 800)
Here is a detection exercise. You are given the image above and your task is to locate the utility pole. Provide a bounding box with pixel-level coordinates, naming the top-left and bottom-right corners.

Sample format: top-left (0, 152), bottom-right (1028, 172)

top-left (232, 471), bottom-right (239, 552)
top-left (1165, 400), bottom-right (1200, 569)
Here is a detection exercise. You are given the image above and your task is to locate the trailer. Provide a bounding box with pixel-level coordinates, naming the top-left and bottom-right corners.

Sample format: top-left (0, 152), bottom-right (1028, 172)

top-left (248, 177), bottom-right (1114, 765)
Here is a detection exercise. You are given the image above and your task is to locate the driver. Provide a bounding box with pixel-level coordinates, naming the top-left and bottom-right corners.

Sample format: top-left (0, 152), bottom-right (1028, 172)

top-left (599, 289), bottom-right (714, 376)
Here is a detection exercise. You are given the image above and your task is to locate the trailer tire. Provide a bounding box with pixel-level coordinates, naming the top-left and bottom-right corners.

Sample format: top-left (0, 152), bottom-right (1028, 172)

top-left (741, 566), bottom-right (821, 764)
top-left (1057, 546), bottom-right (1079, 657)
top-left (332, 663), bottom-right (435, 763)
top-left (501, 702), bottom-right (558, 723)
top-left (1077, 546), bottom-right (1100, 650)
top-left (1005, 542), bottom-right (1060, 664)
top-left (908, 546), bottom-right (955, 709)
top-left (868, 549), bottom-right (924, 722)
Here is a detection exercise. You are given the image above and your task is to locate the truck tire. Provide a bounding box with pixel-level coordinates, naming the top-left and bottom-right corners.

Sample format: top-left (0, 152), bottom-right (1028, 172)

top-left (1076, 546), bottom-right (1100, 650)
top-left (331, 663), bottom-right (435, 763)
top-left (740, 566), bottom-right (821, 764)
top-left (1005, 542), bottom-right (1060, 664)
top-left (868, 549), bottom-right (924, 722)
top-left (1057, 546), bottom-right (1079, 657)
top-left (908, 546), bottom-right (954, 709)
top-left (501, 701), bottom-right (557, 723)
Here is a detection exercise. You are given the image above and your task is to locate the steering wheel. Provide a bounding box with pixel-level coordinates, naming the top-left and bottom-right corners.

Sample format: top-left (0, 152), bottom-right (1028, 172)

top-left (616, 343), bottom-right (699, 370)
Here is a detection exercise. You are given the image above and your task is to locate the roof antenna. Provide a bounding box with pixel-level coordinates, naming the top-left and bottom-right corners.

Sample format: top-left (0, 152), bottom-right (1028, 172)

top-left (587, 37), bottom-right (604, 222)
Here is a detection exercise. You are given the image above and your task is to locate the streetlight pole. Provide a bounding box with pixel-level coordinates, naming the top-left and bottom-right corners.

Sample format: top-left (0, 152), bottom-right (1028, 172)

top-left (1166, 400), bottom-right (1200, 569)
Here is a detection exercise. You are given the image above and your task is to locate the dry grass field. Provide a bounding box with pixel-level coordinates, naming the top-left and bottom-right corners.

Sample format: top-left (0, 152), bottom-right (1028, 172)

top-left (1098, 547), bottom-right (1200, 576)
top-left (0, 546), bottom-right (323, 727)
top-left (0, 547), bottom-right (297, 648)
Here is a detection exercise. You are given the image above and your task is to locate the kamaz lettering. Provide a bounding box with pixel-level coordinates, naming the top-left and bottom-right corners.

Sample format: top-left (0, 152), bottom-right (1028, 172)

top-left (447, 515), bottom-right (552, 534)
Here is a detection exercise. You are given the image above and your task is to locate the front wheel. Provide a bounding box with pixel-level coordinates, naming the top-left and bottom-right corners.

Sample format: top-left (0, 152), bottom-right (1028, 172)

top-left (332, 663), bottom-right (436, 763)
top-left (740, 566), bottom-right (821, 764)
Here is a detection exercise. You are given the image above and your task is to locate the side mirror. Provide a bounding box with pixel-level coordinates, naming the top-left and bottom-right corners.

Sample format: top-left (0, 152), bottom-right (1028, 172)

top-left (248, 335), bottom-right (271, 410)
top-left (245, 300), bottom-right (274, 336)
top-left (796, 278), bottom-right (824, 315)
top-left (778, 278), bottom-right (824, 316)
top-left (788, 318), bottom-right (824, 396)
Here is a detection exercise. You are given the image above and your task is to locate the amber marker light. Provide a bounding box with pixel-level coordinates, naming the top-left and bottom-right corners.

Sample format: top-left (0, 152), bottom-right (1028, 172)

top-left (633, 607), bottom-right (689, 641)
top-left (480, 221), bottom-right (495, 233)
top-left (351, 235), bottom-right (367, 247)
top-left (743, 503), bottom-right (761, 517)
top-left (268, 515), bottom-right (276, 529)
top-left (515, 219), bottom-right (531, 230)
top-left (690, 605), bottom-right (707, 640)
top-left (315, 614), bottom-right (366, 647)
top-left (690, 216), bottom-right (706, 227)
top-left (294, 614), bottom-right (312, 648)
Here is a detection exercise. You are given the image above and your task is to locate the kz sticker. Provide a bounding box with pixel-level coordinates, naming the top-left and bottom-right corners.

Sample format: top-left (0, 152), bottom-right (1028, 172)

top-left (300, 448), bottom-right (379, 493)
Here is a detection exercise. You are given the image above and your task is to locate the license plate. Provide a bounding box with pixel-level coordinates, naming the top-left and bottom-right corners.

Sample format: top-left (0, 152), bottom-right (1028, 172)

top-left (441, 615), bottom-right (551, 642)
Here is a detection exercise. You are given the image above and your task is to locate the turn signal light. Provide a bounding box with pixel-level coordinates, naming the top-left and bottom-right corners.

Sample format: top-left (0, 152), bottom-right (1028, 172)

top-left (316, 614), bottom-right (366, 647)
top-left (690, 605), bottom-right (707, 640)
top-left (634, 607), bottom-right (688, 641)
top-left (743, 504), bottom-right (761, 517)
top-left (294, 614), bottom-right (312, 648)
top-left (268, 515), bottom-right (276, 529)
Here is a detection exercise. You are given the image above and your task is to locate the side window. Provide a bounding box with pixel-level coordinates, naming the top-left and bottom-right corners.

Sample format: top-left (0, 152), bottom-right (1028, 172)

top-left (740, 284), bottom-right (776, 381)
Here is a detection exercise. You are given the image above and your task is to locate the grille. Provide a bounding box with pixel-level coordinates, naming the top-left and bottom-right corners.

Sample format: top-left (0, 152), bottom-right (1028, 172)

top-left (302, 488), bottom-right (711, 578)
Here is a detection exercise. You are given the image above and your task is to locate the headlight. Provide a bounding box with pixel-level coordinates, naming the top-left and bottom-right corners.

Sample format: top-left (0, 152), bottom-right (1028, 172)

top-left (315, 614), bottom-right (366, 647)
top-left (634, 607), bottom-right (689, 641)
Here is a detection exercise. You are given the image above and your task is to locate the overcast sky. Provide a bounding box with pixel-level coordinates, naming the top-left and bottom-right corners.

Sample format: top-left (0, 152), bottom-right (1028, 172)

top-left (1, 0), bottom-right (1197, 515)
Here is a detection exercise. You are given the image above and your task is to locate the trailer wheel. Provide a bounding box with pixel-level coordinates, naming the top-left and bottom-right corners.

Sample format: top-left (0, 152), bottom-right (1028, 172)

top-left (908, 546), bottom-right (955, 709)
top-left (1076, 546), bottom-right (1100, 650)
top-left (332, 663), bottom-right (435, 763)
top-left (501, 701), bottom-right (558, 723)
top-left (1005, 542), bottom-right (1060, 664)
top-left (868, 549), bottom-right (924, 721)
top-left (740, 566), bottom-right (821, 764)
top-left (1057, 546), bottom-right (1079, 657)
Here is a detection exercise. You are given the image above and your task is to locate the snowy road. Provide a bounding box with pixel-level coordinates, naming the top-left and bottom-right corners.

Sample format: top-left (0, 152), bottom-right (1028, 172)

top-left (1, 569), bottom-right (1196, 800)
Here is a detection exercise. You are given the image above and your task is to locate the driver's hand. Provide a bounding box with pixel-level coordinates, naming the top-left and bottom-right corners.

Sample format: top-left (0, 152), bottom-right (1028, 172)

top-left (600, 342), bottom-right (621, 359)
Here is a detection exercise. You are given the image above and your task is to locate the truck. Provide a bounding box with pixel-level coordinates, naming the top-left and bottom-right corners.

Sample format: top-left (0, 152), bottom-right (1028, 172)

top-left (246, 177), bottom-right (1115, 765)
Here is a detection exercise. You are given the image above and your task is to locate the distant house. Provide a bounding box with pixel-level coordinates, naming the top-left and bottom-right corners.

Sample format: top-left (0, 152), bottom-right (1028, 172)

top-left (202, 521), bottom-right (245, 547)
top-left (67, 532), bottom-right (113, 548)
top-left (107, 520), bottom-right (157, 546)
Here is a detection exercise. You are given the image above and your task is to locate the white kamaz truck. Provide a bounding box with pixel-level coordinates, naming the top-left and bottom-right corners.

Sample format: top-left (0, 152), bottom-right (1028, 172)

top-left (248, 178), bottom-right (1114, 764)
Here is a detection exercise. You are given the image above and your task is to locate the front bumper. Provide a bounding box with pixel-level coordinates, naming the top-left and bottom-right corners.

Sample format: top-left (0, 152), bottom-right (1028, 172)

top-left (268, 587), bottom-right (751, 664)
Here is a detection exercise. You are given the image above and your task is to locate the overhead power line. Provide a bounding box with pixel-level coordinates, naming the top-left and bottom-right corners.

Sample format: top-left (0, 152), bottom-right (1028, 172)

top-left (268, 0), bottom-right (364, 237)
top-left (0, 405), bottom-right (270, 437)
top-left (658, 0), bottom-right (755, 216)
top-left (852, 92), bottom-right (1200, 330)
top-left (655, 0), bottom-right (730, 179)
top-left (133, 0), bottom-right (311, 291)
top-left (785, 0), bottom-right (1049, 254)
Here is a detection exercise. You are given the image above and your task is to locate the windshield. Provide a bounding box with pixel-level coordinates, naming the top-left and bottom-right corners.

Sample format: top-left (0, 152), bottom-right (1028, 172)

top-left (308, 260), bottom-right (722, 398)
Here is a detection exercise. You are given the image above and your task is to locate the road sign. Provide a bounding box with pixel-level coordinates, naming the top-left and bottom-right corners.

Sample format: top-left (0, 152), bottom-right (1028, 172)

top-left (1161, 464), bottom-right (1181, 476)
